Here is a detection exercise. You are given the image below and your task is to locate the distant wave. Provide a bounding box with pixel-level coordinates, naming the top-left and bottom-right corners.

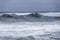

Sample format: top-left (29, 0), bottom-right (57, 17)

top-left (0, 13), bottom-right (60, 22)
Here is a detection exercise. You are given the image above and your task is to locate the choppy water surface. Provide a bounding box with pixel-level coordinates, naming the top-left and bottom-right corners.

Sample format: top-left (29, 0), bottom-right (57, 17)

top-left (0, 13), bottom-right (60, 40)
top-left (0, 22), bottom-right (60, 40)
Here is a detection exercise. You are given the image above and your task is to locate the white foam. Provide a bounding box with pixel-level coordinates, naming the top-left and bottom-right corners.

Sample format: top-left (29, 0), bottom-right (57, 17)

top-left (0, 22), bottom-right (60, 37)
top-left (15, 13), bottom-right (31, 15)
top-left (39, 12), bottom-right (60, 17)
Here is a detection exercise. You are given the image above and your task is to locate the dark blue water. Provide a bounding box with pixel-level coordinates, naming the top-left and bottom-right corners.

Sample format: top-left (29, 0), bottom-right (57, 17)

top-left (0, 13), bottom-right (60, 23)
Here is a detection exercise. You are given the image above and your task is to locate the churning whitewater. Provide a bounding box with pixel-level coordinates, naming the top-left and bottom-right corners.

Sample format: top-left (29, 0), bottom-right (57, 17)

top-left (0, 13), bottom-right (60, 40)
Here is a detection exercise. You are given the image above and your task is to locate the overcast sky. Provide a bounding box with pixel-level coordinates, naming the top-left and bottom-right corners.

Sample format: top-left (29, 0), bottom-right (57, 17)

top-left (0, 0), bottom-right (60, 12)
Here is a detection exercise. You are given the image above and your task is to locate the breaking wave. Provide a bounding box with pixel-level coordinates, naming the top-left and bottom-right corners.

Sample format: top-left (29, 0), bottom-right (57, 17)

top-left (0, 13), bottom-right (60, 22)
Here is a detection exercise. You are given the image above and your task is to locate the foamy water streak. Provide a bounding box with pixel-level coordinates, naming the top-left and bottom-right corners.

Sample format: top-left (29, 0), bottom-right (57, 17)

top-left (0, 22), bottom-right (60, 37)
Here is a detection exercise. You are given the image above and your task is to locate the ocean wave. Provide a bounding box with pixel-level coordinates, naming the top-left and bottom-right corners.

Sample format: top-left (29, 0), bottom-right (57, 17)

top-left (0, 13), bottom-right (60, 22)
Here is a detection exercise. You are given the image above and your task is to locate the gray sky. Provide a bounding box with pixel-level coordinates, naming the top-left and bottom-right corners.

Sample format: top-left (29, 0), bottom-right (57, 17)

top-left (0, 0), bottom-right (60, 12)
